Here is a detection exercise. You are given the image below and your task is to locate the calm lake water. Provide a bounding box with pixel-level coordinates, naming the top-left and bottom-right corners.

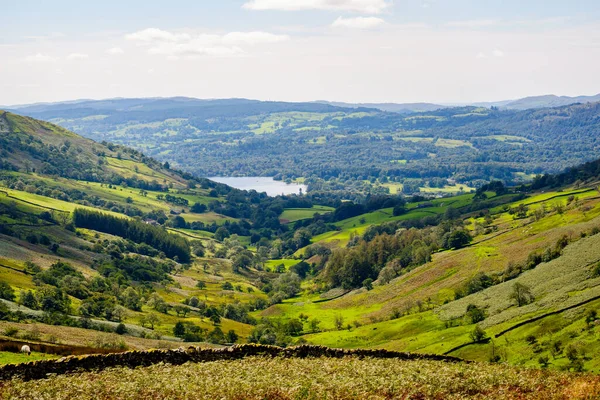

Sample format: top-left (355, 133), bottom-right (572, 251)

top-left (208, 177), bottom-right (307, 197)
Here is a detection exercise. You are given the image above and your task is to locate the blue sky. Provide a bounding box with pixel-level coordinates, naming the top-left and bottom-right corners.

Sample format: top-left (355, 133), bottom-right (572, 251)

top-left (2, 0), bottom-right (600, 104)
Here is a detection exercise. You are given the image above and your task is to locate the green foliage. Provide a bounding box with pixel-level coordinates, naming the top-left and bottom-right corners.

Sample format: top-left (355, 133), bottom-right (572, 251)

top-left (469, 325), bottom-right (487, 342)
top-left (73, 208), bottom-right (190, 263)
top-left (0, 282), bottom-right (15, 301)
top-left (465, 304), bottom-right (486, 324)
top-left (510, 282), bottom-right (534, 307)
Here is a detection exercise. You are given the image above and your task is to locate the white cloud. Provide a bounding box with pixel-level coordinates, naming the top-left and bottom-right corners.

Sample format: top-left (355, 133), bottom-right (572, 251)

top-left (24, 53), bottom-right (57, 63)
top-left (106, 47), bottom-right (124, 55)
top-left (242, 0), bottom-right (389, 14)
top-left (222, 31), bottom-right (290, 45)
top-left (67, 53), bottom-right (89, 60)
top-left (445, 19), bottom-right (499, 29)
top-left (476, 49), bottom-right (505, 59)
top-left (331, 16), bottom-right (385, 29)
top-left (148, 44), bottom-right (245, 57)
top-left (125, 28), bottom-right (191, 42)
top-left (125, 29), bottom-right (288, 58)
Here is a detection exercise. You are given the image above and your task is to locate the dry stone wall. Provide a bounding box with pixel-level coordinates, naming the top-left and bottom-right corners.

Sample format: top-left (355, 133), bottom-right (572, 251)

top-left (0, 344), bottom-right (468, 381)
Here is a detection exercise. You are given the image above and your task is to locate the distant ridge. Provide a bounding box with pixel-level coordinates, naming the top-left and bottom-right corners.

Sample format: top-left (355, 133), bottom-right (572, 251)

top-left (7, 93), bottom-right (600, 116)
top-left (314, 100), bottom-right (447, 113)
top-left (499, 93), bottom-right (600, 110)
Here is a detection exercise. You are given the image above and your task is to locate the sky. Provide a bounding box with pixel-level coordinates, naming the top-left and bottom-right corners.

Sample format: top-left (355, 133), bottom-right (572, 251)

top-left (2, 0), bottom-right (600, 105)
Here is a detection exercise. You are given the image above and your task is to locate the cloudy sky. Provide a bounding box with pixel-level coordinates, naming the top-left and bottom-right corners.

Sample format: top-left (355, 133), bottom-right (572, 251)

top-left (2, 0), bottom-right (600, 105)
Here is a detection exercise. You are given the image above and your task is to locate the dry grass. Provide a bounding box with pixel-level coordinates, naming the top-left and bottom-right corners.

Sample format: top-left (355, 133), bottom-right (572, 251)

top-left (1, 356), bottom-right (599, 399)
top-left (0, 321), bottom-right (208, 351)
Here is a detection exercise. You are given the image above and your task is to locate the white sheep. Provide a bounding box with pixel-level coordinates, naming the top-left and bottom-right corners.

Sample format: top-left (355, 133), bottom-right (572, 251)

top-left (20, 345), bottom-right (31, 356)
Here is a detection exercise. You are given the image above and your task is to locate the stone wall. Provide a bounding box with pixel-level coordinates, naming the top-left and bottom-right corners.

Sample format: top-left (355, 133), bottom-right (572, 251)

top-left (0, 344), bottom-right (468, 381)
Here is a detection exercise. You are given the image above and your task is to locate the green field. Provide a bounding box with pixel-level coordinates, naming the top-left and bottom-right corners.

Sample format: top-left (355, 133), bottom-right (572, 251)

top-left (279, 206), bottom-right (334, 223)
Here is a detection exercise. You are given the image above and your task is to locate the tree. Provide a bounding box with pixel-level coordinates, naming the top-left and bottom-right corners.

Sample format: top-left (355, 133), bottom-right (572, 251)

top-left (190, 203), bottom-right (207, 213)
top-left (309, 318), bottom-right (321, 333)
top-left (510, 282), bottom-right (534, 307)
top-left (196, 280), bottom-right (206, 290)
top-left (466, 304), bottom-right (486, 323)
top-left (362, 278), bottom-right (373, 291)
top-left (226, 330), bottom-right (239, 343)
top-left (208, 327), bottom-right (226, 344)
top-left (147, 293), bottom-right (169, 313)
top-left (221, 282), bottom-right (234, 291)
top-left (174, 305), bottom-right (191, 317)
top-left (19, 290), bottom-right (38, 309)
top-left (214, 227), bottom-right (230, 241)
top-left (173, 321), bottom-right (186, 337)
top-left (115, 323), bottom-right (127, 335)
top-left (232, 254), bottom-right (252, 272)
top-left (447, 230), bottom-right (472, 249)
top-left (210, 313), bottom-right (221, 325)
top-left (393, 203), bottom-right (407, 216)
top-left (469, 325), bottom-right (487, 342)
top-left (146, 313), bottom-right (160, 329)
top-left (188, 296), bottom-right (200, 308)
top-left (290, 261), bottom-right (310, 279)
top-left (286, 318), bottom-right (304, 336)
top-left (112, 305), bottom-right (127, 322)
top-left (334, 314), bottom-right (344, 331)
top-left (0, 282), bottom-right (15, 301)
top-left (121, 287), bottom-right (142, 311)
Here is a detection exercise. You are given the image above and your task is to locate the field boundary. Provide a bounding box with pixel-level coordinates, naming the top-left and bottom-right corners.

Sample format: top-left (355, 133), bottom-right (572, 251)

top-left (444, 292), bottom-right (600, 355)
top-left (0, 189), bottom-right (70, 214)
top-left (494, 293), bottom-right (600, 338)
top-left (0, 344), bottom-right (467, 381)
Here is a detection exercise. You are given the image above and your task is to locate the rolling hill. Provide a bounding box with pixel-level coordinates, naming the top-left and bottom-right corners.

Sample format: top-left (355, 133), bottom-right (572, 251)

top-left (2, 110), bottom-right (600, 381)
top-left (8, 98), bottom-right (600, 197)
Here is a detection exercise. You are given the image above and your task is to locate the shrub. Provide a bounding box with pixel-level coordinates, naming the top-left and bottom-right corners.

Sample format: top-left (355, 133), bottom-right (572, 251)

top-left (469, 325), bottom-right (487, 342)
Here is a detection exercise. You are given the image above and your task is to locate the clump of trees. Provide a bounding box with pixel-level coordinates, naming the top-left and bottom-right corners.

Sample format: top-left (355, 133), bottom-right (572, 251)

top-left (73, 208), bottom-right (190, 262)
top-left (322, 221), bottom-right (471, 289)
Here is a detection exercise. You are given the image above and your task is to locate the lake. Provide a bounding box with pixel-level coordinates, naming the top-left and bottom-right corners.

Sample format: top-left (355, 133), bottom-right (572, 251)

top-left (208, 177), bottom-right (307, 197)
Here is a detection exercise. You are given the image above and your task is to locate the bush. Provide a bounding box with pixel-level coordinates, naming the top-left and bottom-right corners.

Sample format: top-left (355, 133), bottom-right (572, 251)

top-left (115, 323), bottom-right (127, 335)
top-left (469, 325), bottom-right (487, 342)
top-left (0, 282), bottom-right (15, 301)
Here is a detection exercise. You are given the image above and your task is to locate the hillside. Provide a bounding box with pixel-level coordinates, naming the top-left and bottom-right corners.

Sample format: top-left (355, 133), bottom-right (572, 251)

top-left (3, 110), bottom-right (600, 379)
top-left (9, 99), bottom-right (600, 198)
top-left (0, 110), bottom-right (295, 352)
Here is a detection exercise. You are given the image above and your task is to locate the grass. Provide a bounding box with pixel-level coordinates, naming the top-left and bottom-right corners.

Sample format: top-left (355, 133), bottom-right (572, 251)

top-left (2, 356), bottom-right (599, 399)
top-left (264, 259), bottom-right (302, 271)
top-left (0, 351), bottom-right (58, 365)
top-left (279, 206), bottom-right (334, 223)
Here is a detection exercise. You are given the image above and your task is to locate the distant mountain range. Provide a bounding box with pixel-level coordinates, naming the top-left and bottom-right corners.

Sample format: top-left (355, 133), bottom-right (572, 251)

top-left (6, 93), bottom-right (600, 115)
top-left (316, 93), bottom-right (600, 113)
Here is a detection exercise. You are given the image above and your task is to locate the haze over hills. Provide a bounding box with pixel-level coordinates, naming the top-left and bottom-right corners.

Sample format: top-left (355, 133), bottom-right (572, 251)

top-left (9, 92), bottom-right (600, 116)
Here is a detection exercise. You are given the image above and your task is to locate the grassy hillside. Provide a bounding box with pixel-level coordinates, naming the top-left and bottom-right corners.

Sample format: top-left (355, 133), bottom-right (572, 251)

top-left (0, 111), bottom-right (280, 356)
top-left (3, 109), bottom-right (600, 386)
top-left (258, 183), bottom-right (600, 371)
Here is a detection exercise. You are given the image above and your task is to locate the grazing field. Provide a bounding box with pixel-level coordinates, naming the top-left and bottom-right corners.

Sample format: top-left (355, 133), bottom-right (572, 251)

top-left (2, 356), bottom-right (598, 399)
top-left (0, 351), bottom-right (58, 365)
top-left (279, 206), bottom-right (334, 223)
